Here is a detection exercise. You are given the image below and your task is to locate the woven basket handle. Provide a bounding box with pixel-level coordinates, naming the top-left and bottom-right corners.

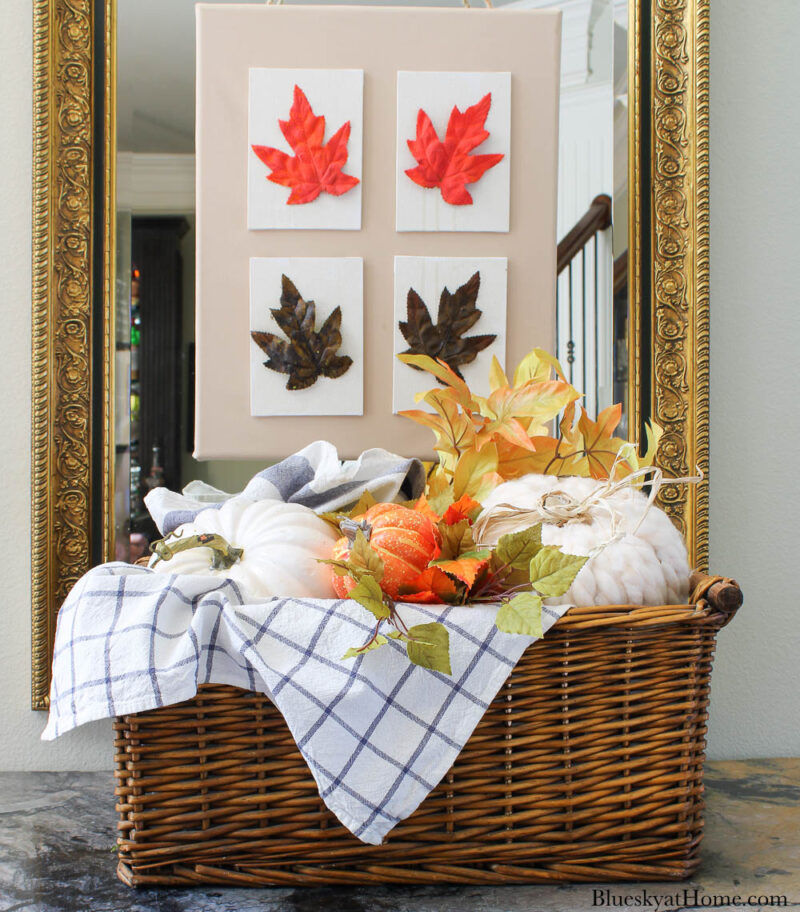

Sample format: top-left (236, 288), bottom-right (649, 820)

top-left (690, 571), bottom-right (742, 626)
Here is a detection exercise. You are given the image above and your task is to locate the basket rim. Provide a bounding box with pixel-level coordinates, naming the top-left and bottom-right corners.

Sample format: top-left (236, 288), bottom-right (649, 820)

top-left (132, 560), bottom-right (741, 632)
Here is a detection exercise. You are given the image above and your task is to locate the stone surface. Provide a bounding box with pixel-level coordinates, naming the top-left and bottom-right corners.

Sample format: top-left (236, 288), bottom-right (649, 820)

top-left (0, 760), bottom-right (798, 911)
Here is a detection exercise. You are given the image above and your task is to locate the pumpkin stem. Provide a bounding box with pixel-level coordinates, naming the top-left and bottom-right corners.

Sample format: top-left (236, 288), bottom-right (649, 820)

top-left (339, 518), bottom-right (373, 545)
top-left (150, 532), bottom-right (244, 570)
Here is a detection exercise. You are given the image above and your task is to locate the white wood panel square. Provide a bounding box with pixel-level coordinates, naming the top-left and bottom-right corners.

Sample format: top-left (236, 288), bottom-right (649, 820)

top-left (393, 256), bottom-right (507, 413)
top-left (396, 72), bottom-right (511, 233)
top-left (248, 69), bottom-right (363, 230)
top-left (250, 258), bottom-right (363, 416)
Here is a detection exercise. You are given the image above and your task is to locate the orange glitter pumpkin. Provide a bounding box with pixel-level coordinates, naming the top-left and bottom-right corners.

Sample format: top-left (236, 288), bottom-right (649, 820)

top-left (330, 503), bottom-right (441, 599)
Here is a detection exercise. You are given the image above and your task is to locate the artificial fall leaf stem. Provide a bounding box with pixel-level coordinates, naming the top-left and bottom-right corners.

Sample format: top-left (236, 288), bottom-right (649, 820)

top-left (398, 349), bottom-right (662, 502)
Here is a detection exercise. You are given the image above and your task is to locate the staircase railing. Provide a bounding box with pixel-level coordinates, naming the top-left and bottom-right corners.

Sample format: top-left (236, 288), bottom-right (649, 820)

top-left (555, 194), bottom-right (615, 416)
top-left (557, 193), bottom-right (612, 274)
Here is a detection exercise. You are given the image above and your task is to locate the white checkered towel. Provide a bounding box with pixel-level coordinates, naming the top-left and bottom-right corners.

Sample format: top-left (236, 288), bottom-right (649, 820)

top-left (42, 563), bottom-right (570, 844)
top-left (145, 440), bottom-right (426, 535)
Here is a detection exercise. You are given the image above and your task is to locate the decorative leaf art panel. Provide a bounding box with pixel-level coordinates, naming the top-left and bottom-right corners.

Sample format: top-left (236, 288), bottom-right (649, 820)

top-left (196, 5), bottom-right (560, 459)
top-left (396, 72), bottom-right (511, 232)
top-left (393, 257), bottom-right (507, 413)
top-left (250, 258), bottom-right (364, 416)
top-left (248, 69), bottom-right (363, 230)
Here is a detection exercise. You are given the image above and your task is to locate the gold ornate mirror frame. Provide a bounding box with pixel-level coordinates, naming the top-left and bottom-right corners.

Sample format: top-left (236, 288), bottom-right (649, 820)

top-left (29, 0), bottom-right (710, 709)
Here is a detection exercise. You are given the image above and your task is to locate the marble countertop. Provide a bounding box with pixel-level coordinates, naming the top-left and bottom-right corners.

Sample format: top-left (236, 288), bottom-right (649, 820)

top-left (1, 759), bottom-right (798, 912)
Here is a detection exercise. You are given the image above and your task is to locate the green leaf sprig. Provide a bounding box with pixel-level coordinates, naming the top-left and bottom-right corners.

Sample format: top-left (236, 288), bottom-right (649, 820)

top-left (321, 532), bottom-right (452, 676)
top-left (485, 525), bottom-right (588, 636)
top-left (318, 494), bottom-right (590, 676)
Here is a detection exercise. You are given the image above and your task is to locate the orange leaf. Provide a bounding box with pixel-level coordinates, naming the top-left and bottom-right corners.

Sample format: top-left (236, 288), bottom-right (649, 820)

top-left (579, 403), bottom-right (622, 444)
top-left (432, 556), bottom-right (489, 589)
top-left (251, 85), bottom-right (359, 205)
top-left (405, 93), bottom-right (504, 206)
top-left (399, 590), bottom-right (448, 604)
top-left (442, 494), bottom-right (482, 526)
top-left (492, 416), bottom-right (538, 452)
top-left (414, 494), bottom-right (441, 523)
top-left (559, 400), bottom-right (579, 446)
top-left (398, 566), bottom-right (461, 604)
top-left (577, 404), bottom-right (624, 478)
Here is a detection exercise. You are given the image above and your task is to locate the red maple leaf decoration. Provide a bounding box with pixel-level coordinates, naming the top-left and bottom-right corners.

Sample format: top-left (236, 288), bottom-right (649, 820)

top-left (405, 92), bottom-right (505, 206)
top-left (251, 85), bottom-right (360, 205)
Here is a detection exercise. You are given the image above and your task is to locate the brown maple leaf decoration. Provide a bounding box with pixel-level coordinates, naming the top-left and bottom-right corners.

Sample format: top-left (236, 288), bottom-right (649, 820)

top-left (399, 271), bottom-right (496, 379)
top-left (251, 275), bottom-right (352, 391)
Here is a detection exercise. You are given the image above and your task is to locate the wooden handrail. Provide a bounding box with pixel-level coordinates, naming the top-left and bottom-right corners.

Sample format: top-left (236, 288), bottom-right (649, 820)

top-left (557, 193), bottom-right (612, 274)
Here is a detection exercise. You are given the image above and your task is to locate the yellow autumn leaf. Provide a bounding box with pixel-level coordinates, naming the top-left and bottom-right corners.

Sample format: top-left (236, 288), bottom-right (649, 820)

top-left (491, 417), bottom-right (539, 452)
top-left (426, 465), bottom-right (457, 514)
top-left (397, 353), bottom-right (477, 411)
top-left (474, 471), bottom-right (505, 501)
top-left (576, 404), bottom-right (624, 478)
top-left (453, 443), bottom-right (499, 500)
top-left (405, 346), bottom-right (651, 500)
top-left (398, 409), bottom-right (460, 465)
top-left (637, 420), bottom-right (664, 469)
top-left (510, 380), bottom-right (582, 421)
top-left (496, 436), bottom-right (560, 478)
top-left (513, 347), bottom-right (568, 386)
top-left (488, 355), bottom-right (509, 392)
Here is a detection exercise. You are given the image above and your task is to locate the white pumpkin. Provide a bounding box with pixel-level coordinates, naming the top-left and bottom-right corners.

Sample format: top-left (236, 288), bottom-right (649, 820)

top-left (148, 498), bottom-right (339, 600)
top-left (477, 474), bottom-right (690, 607)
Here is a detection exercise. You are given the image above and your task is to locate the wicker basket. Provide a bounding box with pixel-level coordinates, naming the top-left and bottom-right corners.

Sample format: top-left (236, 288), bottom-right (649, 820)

top-left (113, 572), bottom-right (741, 887)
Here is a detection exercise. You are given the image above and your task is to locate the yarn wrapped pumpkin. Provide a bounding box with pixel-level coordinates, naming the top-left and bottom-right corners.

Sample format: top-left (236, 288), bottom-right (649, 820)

top-left (330, 503), bottom-right (441, 600)
top-left (148, 498), bottom-right (339, 600)
top-left (475, 474), bottom-right (690, 606)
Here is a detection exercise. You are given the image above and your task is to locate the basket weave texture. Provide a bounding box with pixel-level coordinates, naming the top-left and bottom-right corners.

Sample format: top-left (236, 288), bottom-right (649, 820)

top-left (114, 572), bottom-right (741, 887)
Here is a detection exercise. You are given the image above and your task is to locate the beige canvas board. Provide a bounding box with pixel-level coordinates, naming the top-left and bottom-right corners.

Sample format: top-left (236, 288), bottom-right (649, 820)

top-left (196, 4), bottom-right (561, 460)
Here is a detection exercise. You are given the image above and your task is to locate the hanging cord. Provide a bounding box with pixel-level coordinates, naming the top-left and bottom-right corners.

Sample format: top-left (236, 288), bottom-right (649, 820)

top-left (473, 444), bottom-right (703, 557)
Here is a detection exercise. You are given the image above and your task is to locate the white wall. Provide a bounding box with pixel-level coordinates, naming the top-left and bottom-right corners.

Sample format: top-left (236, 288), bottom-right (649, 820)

top-left (705, 0), bottom-right (800, 758)
top-left (0, 0), bottom-right (112, 768)
top-left (0, 0), bottom-right (797, 769)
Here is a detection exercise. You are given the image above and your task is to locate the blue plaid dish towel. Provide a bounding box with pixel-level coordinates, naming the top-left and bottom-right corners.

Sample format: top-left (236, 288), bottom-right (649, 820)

top-left (42, 563), bottom-right (570, 844)
top-left (145, 440), bottom-right (427, 535)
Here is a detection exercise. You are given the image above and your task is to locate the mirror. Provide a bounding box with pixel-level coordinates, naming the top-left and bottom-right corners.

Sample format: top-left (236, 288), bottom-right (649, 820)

top-left (30, 0), bottom-right (710, 708)
top-left (112, 0), bottom-right (629, 563)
